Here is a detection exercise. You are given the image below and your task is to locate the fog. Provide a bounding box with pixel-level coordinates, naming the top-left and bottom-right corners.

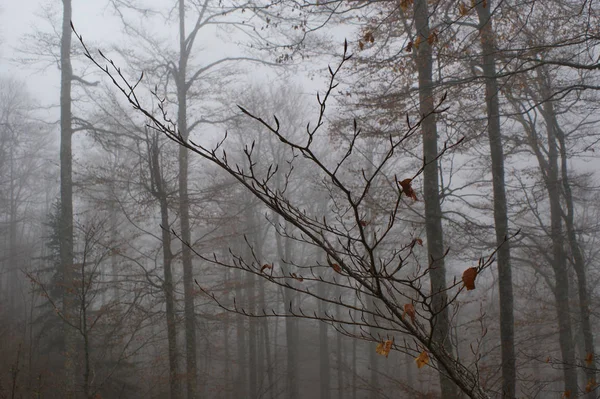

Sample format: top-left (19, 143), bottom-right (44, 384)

top-left (1, 1), bottom-right (600, 398)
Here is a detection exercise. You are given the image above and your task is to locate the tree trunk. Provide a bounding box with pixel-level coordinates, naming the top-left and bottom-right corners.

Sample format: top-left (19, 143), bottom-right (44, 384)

top-left (177, 1), bottom-right (198, 397)
top-left (475, 2), bottom-right (516, 397)
top-left (548, 97), bottom-right (596, 392)
top-left (59, 0), bottom-right (77, 396)
top-left (318, 271), bottom-right (330, 399)
top-left (412, 1), bottom-right (459, 397)
top-left (149, 134), bottom-right (181, 399)
top-left (234, 267), bottom-right (247, 398)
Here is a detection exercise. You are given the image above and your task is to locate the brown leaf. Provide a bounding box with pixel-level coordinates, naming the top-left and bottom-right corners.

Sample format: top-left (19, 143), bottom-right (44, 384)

top-left (261, 264), bottom-right (273, 273)
top-left (376, 340), bottom-right (393, 357)
top-left (563, 391), bottom-right (571, 398)
top-left (290, 273), bottom-right (304, 282)
top-left (427, 31), bottom-right (438, 45)
top-left (331, 263), bottom-right (342, 274)
top-left (399, 0), bottom-right (413, 12)
top-left (415, 351), bottom-right (429, 369)
top-left (586, 378), bottom-right (597, 393)
top-left (414, 35), bottom-right (422, 49)
top-left (586, 352), bottom-right (594, 366)
top-left (462, 267), bottom-right (478, 290)
top-left (358, 41), bottom-right (364, 51)
top-left (399, 179), bottom-right (418, 201)
top-left (359, 220), bottom-right (369, 227)
top-left (405, 41), bottom-right (413, 52)
top-left (364, 31), bottom-right (374, 43)
top-left (459, 2), bottom-right (468, 16)
top-left (403, 303), bottom-right (416, 324)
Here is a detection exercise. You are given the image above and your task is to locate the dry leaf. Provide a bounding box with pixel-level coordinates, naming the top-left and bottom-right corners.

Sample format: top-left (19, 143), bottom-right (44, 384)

top-left (358, 41), bottom-right (364, 51)
top-left (290, 273), bottom-right (304, 282)
top-left (462, 267), bottom-right (478, 290)
top-left (405, 41), bottom-right (413, 52)
top-left (427, 31), bottom-right (438, 45)
top-left (403, 303), bottom-right (416, 324)
top-left (586, 378), bottom-right (597, 393)
top-left (415, 351), bottom-right (429, 368)
top-left (399, 0), bottom-right (413, 12)
top-left (414, 35), bottom-right (422, 49)
top-left (261, 264), bottom-right (273, 273)
top-left (399, 179), bottom-right (418, 201)
top-left (545, 356), bottom-right (551, 363)
top-left (331, 263), bottom-right (342, 274)
top-left (376, 340), bottom-right (393, 357)
top-left (586, 352), bottom-right (594, 366)
top-left (359, 220), bottom-right (369, 227)
top-left (563, 390), bottom-right (571, 398)
top-left (459, 2), bottom-right (468, 16)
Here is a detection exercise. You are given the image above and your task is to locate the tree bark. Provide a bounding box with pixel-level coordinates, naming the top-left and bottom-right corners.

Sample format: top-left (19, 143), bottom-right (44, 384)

top-left (59, 0), bottom-right (77, 396)
top-left (177, 1), bottom-right (198, 397)
top-left (149, 134), bottom-right (181, 399)
top-left (475, 2), bottom-right (516, 397)
top-left (413, 1), bottom-right (459, 397)
top-left (547, 95), bottom-right (596, 393)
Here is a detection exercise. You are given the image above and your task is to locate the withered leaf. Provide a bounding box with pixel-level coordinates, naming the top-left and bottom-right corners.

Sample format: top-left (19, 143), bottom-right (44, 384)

top-left (415, 351), bottom-right (429, 369)
top-left (290, 273), bottom-right (304, 282)
top-left (586, 378), bottom-right (597, 393)
top-left (405, 41), bottom-right (413, 52)
top-left (261, 264), bottom-right (273, 273)
top-left (586, 352), bottom-right (594, 366)
top-left (462, 267), bottom-right (478, 291)
top-left (376, 340), bottom-right (393, 358)
top-left (331, 263), bottom-right (342, 274)
top-left (403, 303), bottom-right (416, 324)
top-left (399, 179), bottom-right (418, 201)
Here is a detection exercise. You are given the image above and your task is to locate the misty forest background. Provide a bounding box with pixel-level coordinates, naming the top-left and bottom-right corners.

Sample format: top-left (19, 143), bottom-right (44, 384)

top-left (1, 0), bottom-right (600, 398)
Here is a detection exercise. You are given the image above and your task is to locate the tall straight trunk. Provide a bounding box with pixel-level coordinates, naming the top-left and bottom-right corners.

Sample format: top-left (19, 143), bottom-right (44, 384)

top-left (547, 98), bottom-right (596, 390)
top-left (537, 86), bottom-right (580, 396)
top-left (475, 2), bottom-right (516, 397)
top-left (177, 1), bottom-right (198, 397)
top-left (59, 1), bottom-right (77, 396)
top-left (412, 1), bottom-right (458, 397)
top-left (149, 135), bottom-right (181, 399)
top-left (318, 275), bottom-right (330, 399)
top-left (337, 285), bottom-right (344, 399)
top-left (274, 220), bottom-right (299, 399)
top-left (367, 299), bottom-right (379, 399)
top-left (246, 271), bottom-right (258, 398)
top-left (234, 267), bottom-right (247, 398)
top-left (546, 135), bottom-right (578, 396)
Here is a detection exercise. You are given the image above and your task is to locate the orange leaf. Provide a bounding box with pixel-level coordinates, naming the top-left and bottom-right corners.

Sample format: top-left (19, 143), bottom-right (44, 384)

top-left (399, 179), bottom-right (418, 201)
top-left (399, 0), bottom-right (413, 12)
top-left (415, 351), bottom-right (429, 368)
top-left (586, 352), bottom-right (594, 366)
top-left (462, 267), bottom-right (477, 290)
top-left (261, 264), bottom-right (273, 273)
top-left (459, 2), bottom-right (468, 16)
top-left (414, 35), bottom-right (422, 49)
top-left (331, 263), bottom-right (342, 274)
top-left (403, 303), bottom-right (416, 324)
top-left (545, 356), bottom-right (551, 363)
top-left (586, 378), bottom-right (597, 393)
top-left (563, 390), bottom-right (571, 398)
top-left (290, 273), bottom-right (304, 282)
top-left (376, 340), bottom-right (393, 357)
top-left (427, 31), bottom-right (438, 45)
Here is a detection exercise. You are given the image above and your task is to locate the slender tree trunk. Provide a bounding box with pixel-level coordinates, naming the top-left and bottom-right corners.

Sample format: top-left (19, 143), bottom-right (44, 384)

top-left (337, 285), bottom-right (344, 399)
top-left (149, 134), bottom-right (181, 399)
top-left (548, 98), bottom-right (596, 392)
top-left (59, 0), bottom-right (77, 396)
top-left (475, 2), bottom-right (516, 397)
top-left (413, 1), bottom-right (458, 397)
top-left (538, 87), bottom-right (580, 396)
top-left (275, 221), bottom-right (299, 399)
top-left (318, 271), bottom-right (330, 399)
top-left (234, 267), bottom-right (247, 398)
top-left (177, 1), bottom-right (198, 397)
